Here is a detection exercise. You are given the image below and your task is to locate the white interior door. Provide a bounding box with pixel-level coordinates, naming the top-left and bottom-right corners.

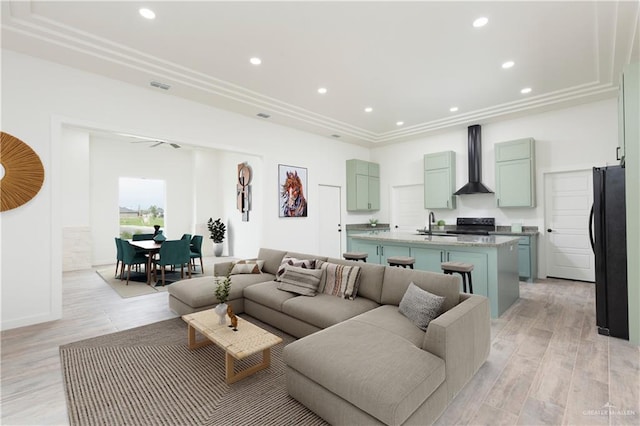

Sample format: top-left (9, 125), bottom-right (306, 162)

top-left (390, 184), bottom-right (425, 231)
top-left (318, 184), bottom-right (342, 258)
top-left (544, 170), bottom-right (595, 281)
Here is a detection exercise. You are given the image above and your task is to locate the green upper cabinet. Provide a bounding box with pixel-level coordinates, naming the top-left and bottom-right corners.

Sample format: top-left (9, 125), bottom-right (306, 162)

top-left (424, 151), bottom-right (456, 209)
top-left (347, 159), bottom-right (380, 211)
top-left (495, 138), bottom-right (536, 208)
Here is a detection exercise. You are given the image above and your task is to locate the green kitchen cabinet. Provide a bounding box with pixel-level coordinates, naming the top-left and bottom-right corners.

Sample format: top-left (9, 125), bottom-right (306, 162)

top-left (347, 159), bottom-right (380, 211)
top-left (411, 246), bottom-right (488, 296)
top-left (424, 151), bottom-right (456, 209)
top-left (350, 239), bottom-right (410, 264)
top-left (516, 235), bottom-right (538, 282)
top-left (495, 138), bottom-right (535, 208)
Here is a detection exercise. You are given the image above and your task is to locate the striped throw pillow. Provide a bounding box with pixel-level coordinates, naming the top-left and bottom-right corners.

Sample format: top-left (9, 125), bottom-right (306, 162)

top-left (277, 265), bottom-right (323, 296)
top-left (319, 262), bottom-right (362, 299)
top-left (275, 256), bottom-right (317, 281)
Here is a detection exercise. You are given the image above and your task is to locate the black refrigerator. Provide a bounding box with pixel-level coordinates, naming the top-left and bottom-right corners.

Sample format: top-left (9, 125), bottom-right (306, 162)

top-left (589, 165), bottom-right (628, 339)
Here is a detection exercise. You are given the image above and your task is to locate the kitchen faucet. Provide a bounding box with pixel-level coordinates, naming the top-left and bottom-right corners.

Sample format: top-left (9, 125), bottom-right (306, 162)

top-left (428, 212), bottom-right (435, 233)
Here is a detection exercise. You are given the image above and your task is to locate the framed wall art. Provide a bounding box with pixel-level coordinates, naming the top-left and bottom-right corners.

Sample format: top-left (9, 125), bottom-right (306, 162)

top-left (278, 164), bottom-right (307, 217)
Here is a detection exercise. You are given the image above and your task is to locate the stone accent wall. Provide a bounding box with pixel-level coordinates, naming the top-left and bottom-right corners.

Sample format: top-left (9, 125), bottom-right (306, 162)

top-left (63, 227), bottom-right (92, 271)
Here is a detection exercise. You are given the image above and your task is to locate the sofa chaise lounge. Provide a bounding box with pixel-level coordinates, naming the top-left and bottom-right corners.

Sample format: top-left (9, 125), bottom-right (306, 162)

top-left (167, 248), bottom-right (491, 425)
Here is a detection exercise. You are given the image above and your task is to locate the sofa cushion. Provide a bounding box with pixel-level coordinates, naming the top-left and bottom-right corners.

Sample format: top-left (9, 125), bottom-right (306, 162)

top-left (230, 259), bottom-right (265, 275)
top-left (285, 251), bottom-right (328, 263)
top-left (277, 265), bottom-right (323, 296)
top-left (399, 282), bottom-right (445, 330)
top-left (257, 248), bottom-right (287, 275)
top-left (282, 293), bottom-right (379, 329)
top-left (167, 274), bottom-right (267, 309)
top-left (326, 257), bottom-right (385, 303)
top-left (381, 267), bottom-right (460, 312)
top-left (243, 281), bottom-right (298, 311)
top-left (284, 320), bottom-right (445, 425)
top-left (350, 305), bottom-right (426, 347)
top-left (319, 262), bottom-right (361, 299)
top-left (275, 256), bottom-right (318, 281)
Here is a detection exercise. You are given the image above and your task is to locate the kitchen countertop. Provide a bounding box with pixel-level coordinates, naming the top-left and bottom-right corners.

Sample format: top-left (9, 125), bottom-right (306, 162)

top-left (351, 231), bottom-right (520, 248)
top-left (345, 223), bottom-right (390, 231)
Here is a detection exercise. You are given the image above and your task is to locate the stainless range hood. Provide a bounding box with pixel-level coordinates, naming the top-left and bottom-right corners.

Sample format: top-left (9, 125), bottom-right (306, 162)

top-left (454, 125), bottom-right (493, 195)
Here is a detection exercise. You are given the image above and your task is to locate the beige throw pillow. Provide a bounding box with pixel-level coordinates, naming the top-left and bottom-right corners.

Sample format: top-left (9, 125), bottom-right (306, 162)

top-left (275, 256), bottom-right (317, 281)
top-left (277, 265), bottom-right (323, 296)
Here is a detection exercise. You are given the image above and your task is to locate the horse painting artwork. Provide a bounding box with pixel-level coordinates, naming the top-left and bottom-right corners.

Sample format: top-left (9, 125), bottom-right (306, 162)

top-left (279, 165), bottom-right (308, 217)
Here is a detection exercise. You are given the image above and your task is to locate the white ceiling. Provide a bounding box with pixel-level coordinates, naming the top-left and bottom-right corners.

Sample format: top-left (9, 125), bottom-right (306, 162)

top-left (2, 1), bottom-right (639, 146)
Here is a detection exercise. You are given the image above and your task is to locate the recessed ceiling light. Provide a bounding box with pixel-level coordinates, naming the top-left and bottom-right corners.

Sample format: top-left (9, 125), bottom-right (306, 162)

top-left (450, 107), bottom-right (459, 112)
top-left (364, 107), bottom-right (373, 113)
top-left (317, 87), bottom-right (328, 94)
top-left (139, 8), bottom-right (156, 20)
top-left (502, 61), bottom-right (515, 69)
top-left (473, 17), bottom-right (488, 28)
top-left (396, 121), bottom-right (404, 126)
top-left (249, 57), bottom-right (262, 65)
top-left (521, 87), bottom-right (532, 94)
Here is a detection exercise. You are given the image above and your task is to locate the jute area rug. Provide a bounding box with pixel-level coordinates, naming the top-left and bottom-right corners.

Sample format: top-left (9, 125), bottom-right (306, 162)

top-left (96, 266), bottom-right (213, 299)
top-left (60, 316), bottom-right (328, 426)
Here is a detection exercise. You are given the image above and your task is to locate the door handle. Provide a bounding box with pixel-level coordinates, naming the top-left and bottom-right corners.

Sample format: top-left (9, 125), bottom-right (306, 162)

top-left (589, 204), bottom-right (595, 253)
top-left (616, 146), bottom-right (621, 160)
top-left (547, 229), bottom-right (553, 233)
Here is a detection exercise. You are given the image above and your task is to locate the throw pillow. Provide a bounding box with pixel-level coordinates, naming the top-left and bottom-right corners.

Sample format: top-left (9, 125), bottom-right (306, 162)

top-left (230, 259), bottom-right (265, 275)
top-left (277, 265), bottom-right (324, 296)
top-left (275, 256), bottom-right (317, 281)
top-left (320, 262), bottom-right (361, 299)
top-left (398, 282), bottom-right (445, 331)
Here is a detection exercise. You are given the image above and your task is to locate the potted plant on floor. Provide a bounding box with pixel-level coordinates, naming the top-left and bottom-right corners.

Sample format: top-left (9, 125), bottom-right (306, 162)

top-left (207, 217), bottom-right (226, 257)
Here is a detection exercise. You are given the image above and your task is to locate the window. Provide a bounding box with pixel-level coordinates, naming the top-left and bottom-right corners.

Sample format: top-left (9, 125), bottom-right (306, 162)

top-left (118, 177), bottom-right (165, 239)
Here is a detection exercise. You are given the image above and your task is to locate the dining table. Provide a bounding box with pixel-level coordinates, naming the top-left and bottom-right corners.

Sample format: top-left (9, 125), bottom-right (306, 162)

top-left (128, 239), bottom-right (162, 285)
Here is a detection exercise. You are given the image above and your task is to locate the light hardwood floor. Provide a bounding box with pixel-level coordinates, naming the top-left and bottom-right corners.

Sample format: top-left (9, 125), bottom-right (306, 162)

top-left (2, 266), bottom-right (639, 425)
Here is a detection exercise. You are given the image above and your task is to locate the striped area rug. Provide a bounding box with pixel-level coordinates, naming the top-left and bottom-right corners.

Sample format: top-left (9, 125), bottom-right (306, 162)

top-left (60, 317), bottom-right (328, 426)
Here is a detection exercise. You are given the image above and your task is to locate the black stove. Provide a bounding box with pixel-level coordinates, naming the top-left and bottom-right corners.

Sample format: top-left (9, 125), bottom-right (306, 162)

top-left (447, 217), bottom-right (495, 235)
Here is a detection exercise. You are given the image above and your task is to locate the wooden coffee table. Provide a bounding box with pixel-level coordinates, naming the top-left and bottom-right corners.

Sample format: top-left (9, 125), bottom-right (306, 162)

top-left (182, 309), bottom-right (283, 384)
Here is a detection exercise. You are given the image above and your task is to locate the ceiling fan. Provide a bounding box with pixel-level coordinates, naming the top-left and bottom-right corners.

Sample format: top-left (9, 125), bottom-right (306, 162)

top-left (143, 141), bottom-right (181, 149)
top-left (125, 135), bottom-right (181, 149)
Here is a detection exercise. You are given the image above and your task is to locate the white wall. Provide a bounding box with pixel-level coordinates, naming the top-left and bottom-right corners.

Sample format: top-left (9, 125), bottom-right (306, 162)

top-left (372, 98), bottom-right (619, 278)
top-left (1, 49), bottom-right (369, 330)
top-left (1, 48), bottom-right (620, 331)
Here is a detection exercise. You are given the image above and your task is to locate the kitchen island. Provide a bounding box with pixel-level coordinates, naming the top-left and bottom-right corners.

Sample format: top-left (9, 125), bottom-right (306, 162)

top-left (350, 231), bottom-right (521, 318)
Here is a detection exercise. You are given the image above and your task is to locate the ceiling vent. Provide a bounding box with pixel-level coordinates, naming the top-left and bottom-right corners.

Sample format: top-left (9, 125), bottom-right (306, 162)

top-left (256, 113), bottom-right (271, 119)
top-left (150, 81), bottom-right (171, 90)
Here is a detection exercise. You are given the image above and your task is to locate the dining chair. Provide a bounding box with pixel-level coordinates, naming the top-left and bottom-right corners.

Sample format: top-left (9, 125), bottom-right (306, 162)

top-left (181, 234), bottom-right (192, 242)
top-left (114, 237), bottom-right (124, 278)
top-left (153, 239), bottom-right (191, 286)
top-left (190, 235), bottom-right (204, 273)
top-left (121, 241), bottom-right (149, 285)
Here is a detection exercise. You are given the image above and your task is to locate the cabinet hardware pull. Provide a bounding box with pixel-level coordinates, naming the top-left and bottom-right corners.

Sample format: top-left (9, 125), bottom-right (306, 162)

top-left (616, 146), bottom-right (621, 160)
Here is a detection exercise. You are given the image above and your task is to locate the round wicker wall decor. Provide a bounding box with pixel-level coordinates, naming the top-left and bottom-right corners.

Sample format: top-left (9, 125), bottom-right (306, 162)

top-left (0, 131), bottom-right (45, 212)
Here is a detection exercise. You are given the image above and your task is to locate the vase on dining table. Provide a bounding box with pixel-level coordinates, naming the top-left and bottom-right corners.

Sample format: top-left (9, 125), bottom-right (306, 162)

top-left (214, 303), bottom-right (228, 325)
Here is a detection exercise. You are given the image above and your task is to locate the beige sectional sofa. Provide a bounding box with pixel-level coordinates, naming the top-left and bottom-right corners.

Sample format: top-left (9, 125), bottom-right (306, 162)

top-left (167, 248), bottom-right (491, 426)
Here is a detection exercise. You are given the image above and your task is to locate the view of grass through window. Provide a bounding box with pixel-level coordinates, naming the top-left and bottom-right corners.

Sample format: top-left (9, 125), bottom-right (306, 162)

top-left (119, 177), bottom-right (166, 239)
